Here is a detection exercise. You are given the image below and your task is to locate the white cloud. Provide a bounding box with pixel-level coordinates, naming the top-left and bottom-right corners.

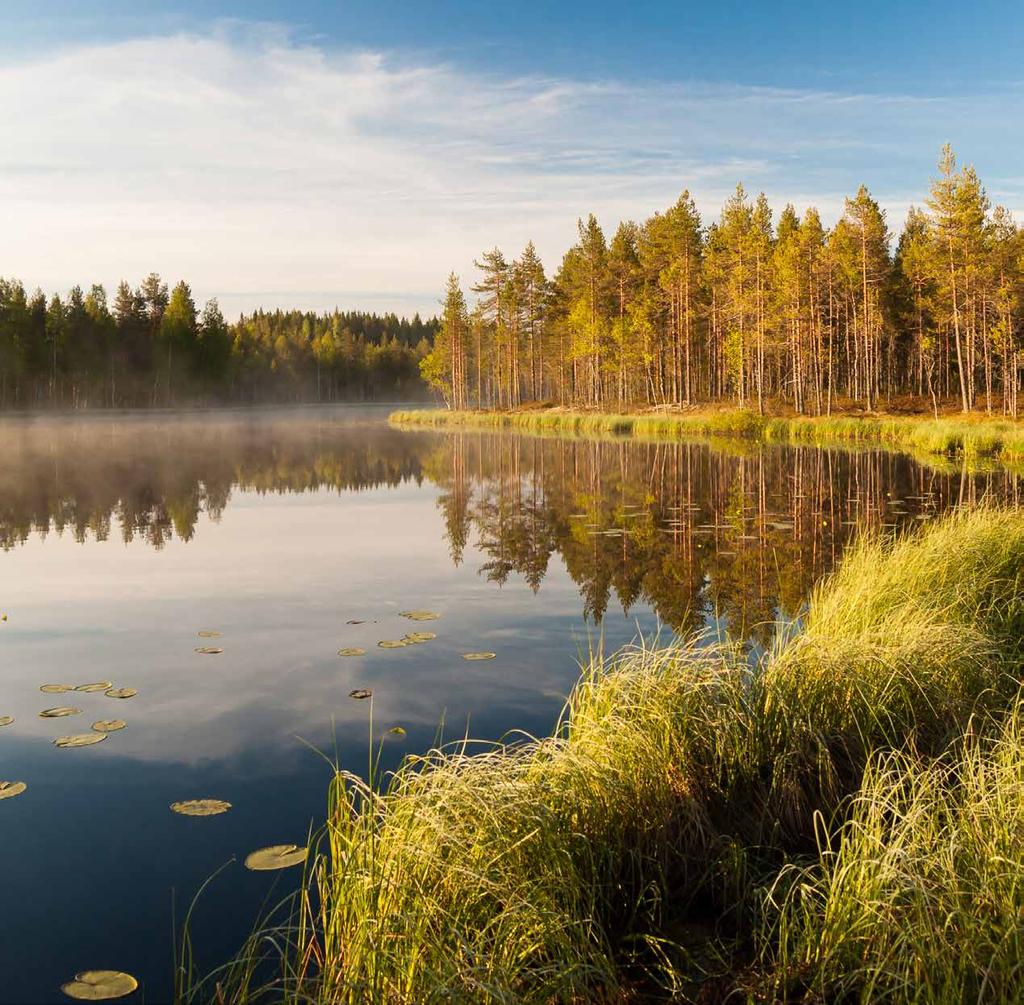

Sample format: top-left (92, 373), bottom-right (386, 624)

top-left (1, 24), bottom-right (1021, 317)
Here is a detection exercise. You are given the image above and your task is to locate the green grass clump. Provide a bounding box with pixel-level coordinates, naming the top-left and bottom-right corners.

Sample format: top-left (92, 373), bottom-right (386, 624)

top-left (200, 509), bottom-right (1024, 1003)
top-left (764, 707), bottom-right (1024, 1004)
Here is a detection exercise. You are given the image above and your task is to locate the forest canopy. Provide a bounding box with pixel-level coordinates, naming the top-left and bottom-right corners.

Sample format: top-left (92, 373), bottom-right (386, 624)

top-left (423, 146), bottom-right (1024, 416)
top-left (0, 274), bottom-right (437, 408)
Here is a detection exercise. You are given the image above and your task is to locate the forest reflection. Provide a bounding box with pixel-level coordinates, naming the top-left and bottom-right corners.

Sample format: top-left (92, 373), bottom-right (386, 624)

top-left (1, 415), bottom-right (1020, 642)
top-left (425, 433), bottom-right (1023, 642)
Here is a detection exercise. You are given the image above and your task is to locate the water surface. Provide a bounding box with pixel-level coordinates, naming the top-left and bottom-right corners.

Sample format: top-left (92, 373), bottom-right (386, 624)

top-left (1, 406), bottom-right (1019, 1003)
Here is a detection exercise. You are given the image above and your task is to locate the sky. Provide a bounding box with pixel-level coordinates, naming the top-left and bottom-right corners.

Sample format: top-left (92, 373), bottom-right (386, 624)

top-left (2, 1), bottom-right (1023, 319)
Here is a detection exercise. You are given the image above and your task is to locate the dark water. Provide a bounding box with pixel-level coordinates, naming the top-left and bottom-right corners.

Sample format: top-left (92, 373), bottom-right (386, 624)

top-left (1, 406), bottom-right (1020, 1003)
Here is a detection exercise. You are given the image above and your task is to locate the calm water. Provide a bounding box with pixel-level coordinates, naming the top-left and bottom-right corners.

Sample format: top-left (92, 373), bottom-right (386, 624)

top-left (1, 406), bottom-right (1020, 1003)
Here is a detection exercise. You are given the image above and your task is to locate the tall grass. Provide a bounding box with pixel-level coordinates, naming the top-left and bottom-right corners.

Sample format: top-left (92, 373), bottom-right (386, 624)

top-left (390, 407), bottom-right (1024, 463)
top-left (199, 509), bottom-right (1024, 1003)
top-left (763, 708), bottom-right (1024, 1004)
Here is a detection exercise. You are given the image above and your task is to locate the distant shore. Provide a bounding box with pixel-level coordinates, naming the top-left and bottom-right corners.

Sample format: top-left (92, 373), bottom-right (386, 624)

top-left (390, 405), bottom-right (1024, 463)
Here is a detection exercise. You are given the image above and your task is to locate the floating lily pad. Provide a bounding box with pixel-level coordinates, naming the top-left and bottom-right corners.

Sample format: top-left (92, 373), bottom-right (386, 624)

top-left (245, 844), bottom-right (308, 871)
top-left (337, 647), bottom-right (365, 657)
top-left (92, 720), bottom-right (126, 733)
top-left (61, 970), bottom-right (138, 1000)
top-left (462, 652), bottom-right (497, 661)
top-left (377, 639), bottom-right (409, 649)
top-left (197, 630), bottom-right (222, 638)
top-left (105, 688), bottom-right (137, 699)
top-left (75, 682), bottom-right (113, 693)
top-left (40, 684), bottom-right (74, 694)
top-left (170, 798), bottom-right (231, 817)
top-left (54, 733), bottom-right (107, 748)
top-left (194, 647), bottom-right (224, 655)
top-left (0, 716), bottom-right (12, 727)
top-left (0, 781), bottom-right (26, 800)
top-left (40, 707), bottom-right (82, 718)
top-left (399, 610), bottom-right (439, 622)
top-left (349, 688), bottom-right (372, 700)
top-left (387, 726), bottom-right (407, 737)
top-left (403, 631), bottom-right (437, 643)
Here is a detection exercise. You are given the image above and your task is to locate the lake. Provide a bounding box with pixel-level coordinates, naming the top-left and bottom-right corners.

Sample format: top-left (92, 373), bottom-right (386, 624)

top-left (1, 405), bottom-right (1019, 1003)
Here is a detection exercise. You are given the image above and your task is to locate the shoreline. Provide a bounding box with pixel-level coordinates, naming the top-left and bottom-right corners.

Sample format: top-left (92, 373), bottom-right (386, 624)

top-left (390, 406), bottom-right (1024, 462)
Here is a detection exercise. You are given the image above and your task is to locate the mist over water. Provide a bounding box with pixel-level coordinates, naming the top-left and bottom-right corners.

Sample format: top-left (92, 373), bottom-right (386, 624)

top-left (0, 405), bottom-right (1019, 1003)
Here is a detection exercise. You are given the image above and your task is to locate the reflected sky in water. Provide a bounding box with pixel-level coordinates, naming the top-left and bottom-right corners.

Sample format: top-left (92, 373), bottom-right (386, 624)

top-left (0, 406), bottom-right (1020, 1003)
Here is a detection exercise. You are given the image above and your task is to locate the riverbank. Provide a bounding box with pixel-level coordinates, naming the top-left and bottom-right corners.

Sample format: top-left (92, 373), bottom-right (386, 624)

top-left (390, 406), bottom-right (1024, 463)
top-left (198, 508), bottom-right (1024, 1004)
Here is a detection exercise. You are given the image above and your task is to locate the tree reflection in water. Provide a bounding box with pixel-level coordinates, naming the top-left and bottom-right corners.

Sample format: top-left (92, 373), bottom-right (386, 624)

top-left (1, 413), bottom-right (1019, 645)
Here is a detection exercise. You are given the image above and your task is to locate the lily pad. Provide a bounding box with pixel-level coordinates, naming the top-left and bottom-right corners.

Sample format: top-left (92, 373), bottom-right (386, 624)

top-left (0, 781), bottom-right (26, 800)
top-left (337, 647), bottom-right (365, 657)
top-left (170, 798), bottom-right (231, 817)
top-left (0, 716), bottom-right (12, 727)
top-left (462, 652), bottom-right (497, 661)
top-left (244, 844), bottom-right (308, 871)
top-left (105, 688), bottom-right (137, 699)
top-left (75, 682), bottom-right (113, 693)
top-left (194, 647), bottom-right (224, 655)
top-left (61, 970), bottom-right (138, 1000)
top-left (403, 631), bottom-right (437, 643)
top-left (40, 684), bottom-right (74, 694)
top-left (92, 720), bottom-right (126, 733)
top-left (349, 688), bottom-right (372, 700)
top-left (197, 630), bottom-right (222, 638)
top-left (40, 706), bottom-right (82, 718)
top-left (377, 639), bottom-right (409, 649)
top-left (54, 733), bottom-right (107, 748)
top-left (387, 726), bottom-right (407, 737)
top-left (399, 610), bottom-right (439, 622)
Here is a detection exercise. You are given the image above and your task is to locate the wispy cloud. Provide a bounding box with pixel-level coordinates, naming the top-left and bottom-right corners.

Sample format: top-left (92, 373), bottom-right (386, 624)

top-left (1, 23), bottom-right (1021, 317)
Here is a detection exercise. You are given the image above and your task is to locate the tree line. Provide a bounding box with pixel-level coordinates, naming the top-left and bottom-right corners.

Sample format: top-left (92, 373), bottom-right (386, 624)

top-left (424, 146), bottom-right (1024, 415)
top-left (0, 273), bottom-right (438, 408)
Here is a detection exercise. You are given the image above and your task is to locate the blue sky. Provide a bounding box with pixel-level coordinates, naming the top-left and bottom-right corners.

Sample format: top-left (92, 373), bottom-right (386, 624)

top-left (1, 2), bottom-right (1022, 317)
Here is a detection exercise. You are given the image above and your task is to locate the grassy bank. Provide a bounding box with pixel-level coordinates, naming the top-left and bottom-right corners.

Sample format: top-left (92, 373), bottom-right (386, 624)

top-left (198, 509), bottom-right (1024, 1004)
top-left (389, 407), bottom-right (1024, 462)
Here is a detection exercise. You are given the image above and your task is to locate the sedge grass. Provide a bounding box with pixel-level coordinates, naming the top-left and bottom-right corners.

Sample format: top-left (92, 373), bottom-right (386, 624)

top-left (390, 407), bottom-right (1024, 464)
top-left (762, 706), bottom-right (1024, 1004)
top-left (198, 509), bottom-right (1024, 1003)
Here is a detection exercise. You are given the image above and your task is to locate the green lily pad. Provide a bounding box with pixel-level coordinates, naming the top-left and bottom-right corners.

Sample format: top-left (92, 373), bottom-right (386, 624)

top-left (61, 970), bottom-right (138, 1000)
top-left (54, 733), bottom-right (107, 748)
top-left (40, 707), bottom-right (82, 718)
top-left (462, 652), bottom-right (497, 661)
top-left (403, 631), bottom-right (437, 643)
top-left (349, 688), bottom-right (372, 700)
top-left (0, 716), bottom-right (12, 727)
top-left (170, 798), bottom-right (231, 817)
top-left (244, 844), bottom-right (308, 871)
top-left (387, 726), bottom-right (407, 737)
top-left (194, 647), bottom-right (224, 655)
top-left (337, 647), bottom-right (365, 657)
top-left (378, 639), bottom-right (409, 649)
top-left (40, 684), bottom-right (74, 694)
top-left (0, 781), bottom-right (26, 800)
top-left (92, 720), bottom-right (126, 733)
top-left (399, 610), bottom-right (439, 621)
top-left (75, 682), bottom-right (113, 693)
top-left (105, 688), bottom-right (137, 699)
top-left (197, 630), bottom-right (222, 638)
